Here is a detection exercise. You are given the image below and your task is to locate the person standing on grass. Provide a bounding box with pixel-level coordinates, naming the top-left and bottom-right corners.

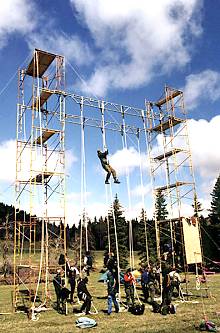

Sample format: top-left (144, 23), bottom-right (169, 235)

top-left (69, 265), bottom-right (79, 304)
top-left (106, 269), bottom-right (119, 315)
top-left (83, 251), bottom-right (93, 276)
top-left (124, 268), bottom-right (136, 308)
top-left (141, 267), bottom-right (149, 303)
top-left (77, 277), bottom-right (92, 315)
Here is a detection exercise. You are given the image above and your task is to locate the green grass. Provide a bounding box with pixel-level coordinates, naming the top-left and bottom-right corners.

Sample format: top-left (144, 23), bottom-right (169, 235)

top-left (0, 251), bottom-right (220, 333)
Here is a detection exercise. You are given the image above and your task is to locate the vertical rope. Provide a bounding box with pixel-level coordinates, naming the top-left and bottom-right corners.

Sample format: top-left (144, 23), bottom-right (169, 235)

top-left (109, 184), bottom-right (121, 301)
top-left (99, 100), bottom-right (121, 301)
top-left (121, 106), bottom-right (134, 269)
top-left (144, 105), bottom-right (163, 300)
top-left (136, 128), bottom-right (150, 267)
top-left (33, 50), bottom-right (44, 307)
top-left (80, 97), bottom-right (88, 273)
top-left (100, 101), bottom-right (111, 254)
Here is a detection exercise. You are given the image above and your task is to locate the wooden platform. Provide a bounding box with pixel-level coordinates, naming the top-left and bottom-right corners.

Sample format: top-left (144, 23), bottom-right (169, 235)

top-left (26, 49), bottom-right (56, 78)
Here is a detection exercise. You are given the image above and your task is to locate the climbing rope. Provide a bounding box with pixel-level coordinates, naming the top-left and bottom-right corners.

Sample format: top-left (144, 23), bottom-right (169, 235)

top-left (136, 127), bottom-right (150, 267)
top-left (121, 106), bottom-right (135, 270)
top-left (79, 96), bottom-right (89, 274)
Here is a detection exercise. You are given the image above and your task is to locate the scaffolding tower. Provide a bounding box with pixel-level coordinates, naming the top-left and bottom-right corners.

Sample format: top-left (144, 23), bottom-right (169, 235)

top-left (14, 49), bottom-right (67, 312)
top-left (146, 86), bottom-right (202, 271)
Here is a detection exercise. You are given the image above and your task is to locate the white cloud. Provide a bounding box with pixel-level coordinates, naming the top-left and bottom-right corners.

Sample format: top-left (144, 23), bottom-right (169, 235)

top-left (184, 70), bottom-right (220, 110)
top-left (0, 139), bottom-right (77, 201)
top-left (70, 0), bottom-right (202, 95)
top-left (0, 140), bottom-right (16, 182)
top-left (0, 0), bottom-right (37, 49)
top-left (188, 116), bottom-right (220, 179)
top-left (131, 184), bottom-right (152, 198)
top-left (110, 147), bottom-right (148, 176)
top-left (27, 32), bottom-right (94, 66)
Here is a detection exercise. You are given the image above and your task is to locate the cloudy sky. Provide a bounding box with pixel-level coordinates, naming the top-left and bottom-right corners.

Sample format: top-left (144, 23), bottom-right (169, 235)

top-left (0, 0), bottom-right (219, 224)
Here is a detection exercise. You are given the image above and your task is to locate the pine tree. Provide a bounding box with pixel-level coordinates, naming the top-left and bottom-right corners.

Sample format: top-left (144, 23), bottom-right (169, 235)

top-left (137, 209), bottom-right (156, 266)
top-left (72, 212), bottom-right (95, 264)
top-left (108, 194), bottom-right (128, 269)
top-left (209, 174), bottom-right (220, 224)
top-left (91, 216), bottom-right (107, 250)
top-left (155, 190), bottom-right (168, 221)
top-left (207, 175), bottom-right (220, 260)
top-left (192, 194), bottom-right (203, 217)
top-left (154, 190), bottom-right (169, 249)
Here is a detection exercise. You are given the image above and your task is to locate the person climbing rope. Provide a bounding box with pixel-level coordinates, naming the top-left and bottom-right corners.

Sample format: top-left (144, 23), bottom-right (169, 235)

top-left (97, 149), bottom-right (120, 184)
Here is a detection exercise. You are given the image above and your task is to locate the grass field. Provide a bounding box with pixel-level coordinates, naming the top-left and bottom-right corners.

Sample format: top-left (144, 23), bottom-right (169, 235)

top-left (0, 251), bottom-right (220, 333)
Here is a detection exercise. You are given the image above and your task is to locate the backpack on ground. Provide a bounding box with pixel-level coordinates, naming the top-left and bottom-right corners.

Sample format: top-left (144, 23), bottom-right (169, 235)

top-left (75, 316), bottom-right (97, 329)
top-left (130, 304), bottom-right (145, 315)
top-left (151, 301), bottom-right (161, 313)
top-left (169, 304), bottom-right (176, 314)
top-left (198, 320), bottom-right (217, 332)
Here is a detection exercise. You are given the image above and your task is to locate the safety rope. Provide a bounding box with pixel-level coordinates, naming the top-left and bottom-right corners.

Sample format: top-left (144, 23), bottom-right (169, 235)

top-left (99, 99), bottom-right (122, 303)
top-left (100, 101), bottom-right (111, 254)
top-left (33, 51), bottom-right (44, 307)
top-left (121, 106), bottom-right (135, 270)
top-left (79, 96), bottom-right (88, 274)
top-left (136, 128), bottom-right (150, 267)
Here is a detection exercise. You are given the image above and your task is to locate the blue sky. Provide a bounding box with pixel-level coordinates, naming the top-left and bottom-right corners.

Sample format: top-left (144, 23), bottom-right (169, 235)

top-left (0, 0), bottom-right (220, 224)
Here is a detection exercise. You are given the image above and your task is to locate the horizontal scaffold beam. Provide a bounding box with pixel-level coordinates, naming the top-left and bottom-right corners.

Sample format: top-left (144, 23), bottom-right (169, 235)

top-left (31, 87), bottom-right (146, 119)
top-left (153, 148), bottom-right (183, 161)
top-left (155, 181), bottom-right (192, 192)
top-left (150, 116), bottom-right (184, 132)
top-left (155, 89), bottom-right (182, 107)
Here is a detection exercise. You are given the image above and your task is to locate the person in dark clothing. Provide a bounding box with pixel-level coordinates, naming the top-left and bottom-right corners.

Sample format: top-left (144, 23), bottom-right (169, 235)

top-left (77, 277), bottom-right (92, 314)
top-left (53, 269), bottom-right (66, 313)
top-left (106, 270), bottom-right (119, 315)
top-left (124, 268), bottom-right (135, 308)
top-left (147, 267), bottom-right (157, 303)
top-left (141, 268), bottom-right (149, 303)
top-left (69, 266), bottom-right (79, 303)
top-left (105, 252), bottom-right (117, 271)
top-left (161, 267), bottom-right (172, 306)
top-left (83, 251), bottom-right (93, 276)
top-left (169, 267), bottom-right (181, 299)
top-left (97, 149), bottom-right (120, 184)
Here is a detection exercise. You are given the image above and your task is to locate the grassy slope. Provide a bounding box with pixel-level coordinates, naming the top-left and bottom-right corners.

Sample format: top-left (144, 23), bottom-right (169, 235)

top-left (0, 251), bottom-right (220, 333)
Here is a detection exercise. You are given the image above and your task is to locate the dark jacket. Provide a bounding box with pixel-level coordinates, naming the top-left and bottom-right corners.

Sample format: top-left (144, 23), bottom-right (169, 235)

top-left (77, 279), bottom-right (91, 299)
top-left (141, 271), bottom-right (149, 285)
top-left (107, 271), bottom-right (117, 296)
top-left (97, 150), bottom-right (109, 167)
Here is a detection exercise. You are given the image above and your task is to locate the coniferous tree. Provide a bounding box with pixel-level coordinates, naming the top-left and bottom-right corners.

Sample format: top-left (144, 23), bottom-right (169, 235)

top-left (207, 175), bottom-right (220, 259)
top-left (155, 190), bottom-right (168, 221)
top-left (209, 174), bottom-right (220, 224)
top-left (91, 216), bottom-right (107, 250)
top-left (154, 190), bottom-right (169, 251)
top-left (108, 195), bottom-right (128, 269)
top-left (72, 212), bottom-right (95, 264)
top-left (131, 218), bottom-right (139, 251)
top-left (192, 194), bottom-right (203, 217)
top-left (137, 209), bottom-right (156, 266)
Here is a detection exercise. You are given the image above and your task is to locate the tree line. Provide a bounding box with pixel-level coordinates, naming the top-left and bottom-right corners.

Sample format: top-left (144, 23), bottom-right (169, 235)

top-left (1, 174), bottom-right (220, 269)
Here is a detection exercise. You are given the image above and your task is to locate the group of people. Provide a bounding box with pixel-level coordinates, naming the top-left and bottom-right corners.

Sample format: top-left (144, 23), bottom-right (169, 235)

top-left (140, 263), bottom-right (182, 315)
top-left (140, 265), bottom-right (160, 304)
top-left (53, 252), bottom-right (93, 314)
top-left (53, 250), bottom-right (182, 316)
